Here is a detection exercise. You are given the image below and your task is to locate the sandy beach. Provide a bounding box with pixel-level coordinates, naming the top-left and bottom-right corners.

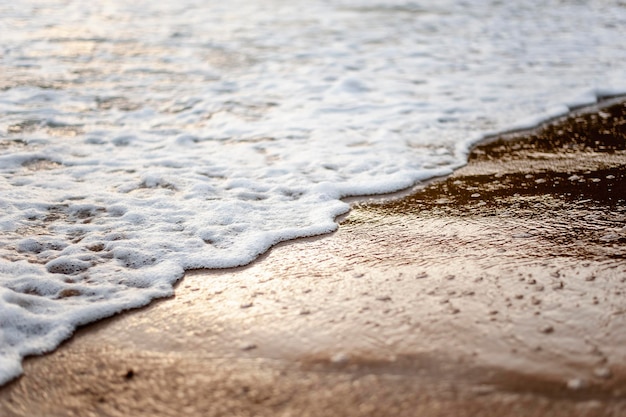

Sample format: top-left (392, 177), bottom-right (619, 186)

top-left (1, 99), bottom-right (625, 416)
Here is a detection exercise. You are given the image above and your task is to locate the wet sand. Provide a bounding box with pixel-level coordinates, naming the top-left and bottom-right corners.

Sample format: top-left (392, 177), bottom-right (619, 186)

top-left (1, 99), bottom-right (625, 416)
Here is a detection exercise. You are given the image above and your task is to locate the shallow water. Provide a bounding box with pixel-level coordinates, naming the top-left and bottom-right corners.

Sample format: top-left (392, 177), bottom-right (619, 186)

top-left (1, 0), bottom-right (626, 384)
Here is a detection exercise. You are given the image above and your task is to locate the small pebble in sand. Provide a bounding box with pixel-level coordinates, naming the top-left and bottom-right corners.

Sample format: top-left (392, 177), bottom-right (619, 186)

top-left (331, 352), bottom-right (350, 364)
top-left (585, 275), bottom-right (596, 282)
top-left (600, 233), bottom-right (620, 242)
top-left (552, 281), bottom-right (564, 290)
top-left (593, 367), bottom-right (612, 379)
top-left (376, 295), bottom-right (392, 302)
top-left (240, 343), bottom-right (257, 351)
top-left (470, 193), bottom-right (481, 198)
top-left (240, 301), bottom-right (254, 309)
top-left (567, 378), bottom-right (588, 390)
top-left (540, 325), bottom-right (554, 334)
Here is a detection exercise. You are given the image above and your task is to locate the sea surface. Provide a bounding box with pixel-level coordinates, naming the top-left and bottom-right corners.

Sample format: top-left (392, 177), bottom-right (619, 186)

top-left (1, 0), bottom-right (625, 384)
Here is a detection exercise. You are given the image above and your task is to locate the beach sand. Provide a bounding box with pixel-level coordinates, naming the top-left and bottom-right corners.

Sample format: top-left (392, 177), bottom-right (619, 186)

top-left (1, 99), bottom-right (625, 416)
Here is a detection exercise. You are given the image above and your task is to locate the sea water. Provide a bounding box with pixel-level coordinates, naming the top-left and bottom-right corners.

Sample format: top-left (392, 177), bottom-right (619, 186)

top-left (1, 0), bottom-right (625, 384)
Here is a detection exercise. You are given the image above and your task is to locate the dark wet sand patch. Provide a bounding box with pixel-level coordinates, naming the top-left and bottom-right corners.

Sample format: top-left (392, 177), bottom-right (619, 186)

top-left (354, 99), bottom-right (626, 260)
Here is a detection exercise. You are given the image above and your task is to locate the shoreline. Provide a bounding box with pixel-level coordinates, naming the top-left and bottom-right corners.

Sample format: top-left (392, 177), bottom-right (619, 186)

top-left (1, 99), bottom-right (625, 416)
top-left (343, 94), bottom-right (626, 207)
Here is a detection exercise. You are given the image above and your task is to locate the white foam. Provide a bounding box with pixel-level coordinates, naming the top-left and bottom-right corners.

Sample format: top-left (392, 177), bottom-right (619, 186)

top-left (1, 0), bottom-right (625, 384)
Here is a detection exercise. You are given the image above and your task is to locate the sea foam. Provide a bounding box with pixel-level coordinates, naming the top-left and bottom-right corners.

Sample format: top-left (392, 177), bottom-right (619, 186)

top-left (1, 0), bottom-right (626, 384)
